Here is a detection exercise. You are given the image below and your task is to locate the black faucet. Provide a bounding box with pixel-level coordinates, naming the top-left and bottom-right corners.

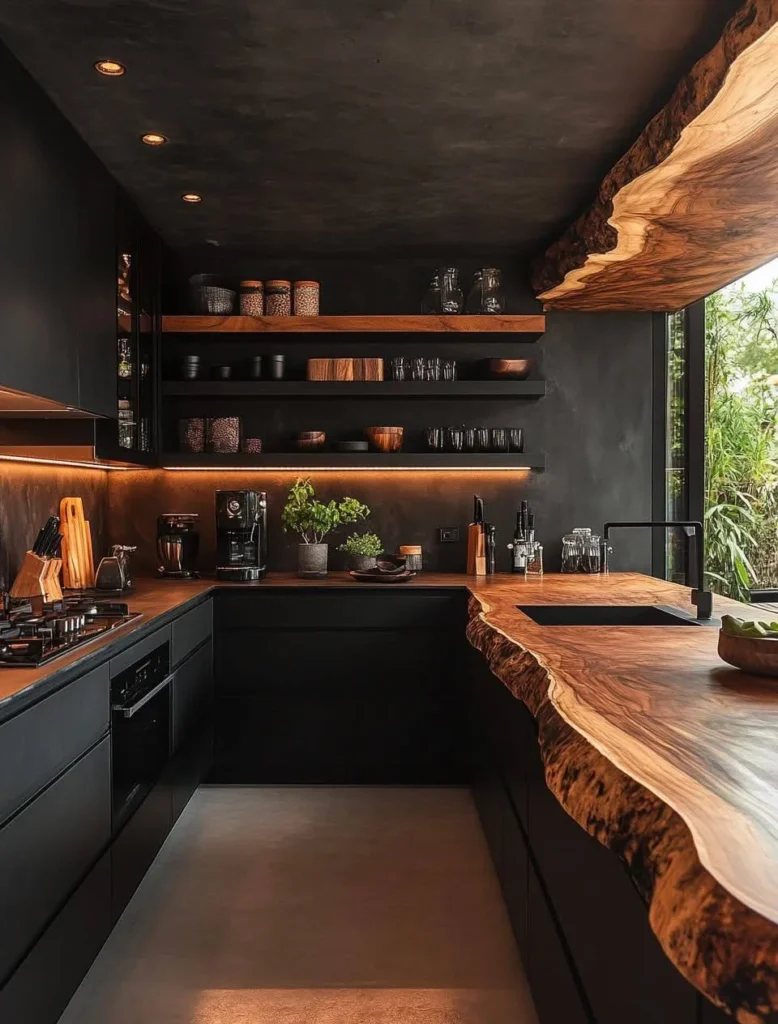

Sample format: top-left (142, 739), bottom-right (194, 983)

top-left (601, 521), bottom-right (713, 620)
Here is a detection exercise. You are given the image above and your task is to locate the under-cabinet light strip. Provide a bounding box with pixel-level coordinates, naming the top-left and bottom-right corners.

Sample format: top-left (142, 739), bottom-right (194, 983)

top-left (0, 454), bottom-right (129, 471)
top-left (162, 465), bottom-right (531, 472)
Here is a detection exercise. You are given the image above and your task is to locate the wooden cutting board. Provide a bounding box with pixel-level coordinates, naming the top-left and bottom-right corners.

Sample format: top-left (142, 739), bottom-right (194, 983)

top-left (60, 497), bottom-right (95, 589)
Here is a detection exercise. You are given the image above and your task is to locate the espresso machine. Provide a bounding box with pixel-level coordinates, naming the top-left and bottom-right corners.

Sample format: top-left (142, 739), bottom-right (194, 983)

top-left (157, 514), bottom-right (200, 578)
top-left (215, 490), bottom-right (267, 581)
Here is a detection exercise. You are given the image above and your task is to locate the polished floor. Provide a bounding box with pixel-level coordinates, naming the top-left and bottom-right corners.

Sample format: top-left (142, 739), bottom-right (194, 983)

top-left (58, 787), bottom-right (537, 1024)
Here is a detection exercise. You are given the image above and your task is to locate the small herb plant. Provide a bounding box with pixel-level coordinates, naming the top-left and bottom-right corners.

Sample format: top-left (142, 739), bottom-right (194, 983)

top-left (339, 531), bottom-right (383, 557)
top-left (281, 478), bottom-right (370, 545)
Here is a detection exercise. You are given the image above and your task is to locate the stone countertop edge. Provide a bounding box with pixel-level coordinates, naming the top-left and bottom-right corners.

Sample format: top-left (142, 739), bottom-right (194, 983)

top-left (464, 588), bottom-right (778, 1022)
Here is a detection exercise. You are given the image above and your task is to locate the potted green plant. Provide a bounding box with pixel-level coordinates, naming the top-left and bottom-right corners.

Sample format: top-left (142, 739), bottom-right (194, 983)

top-left (339, 531), bottom-right (384, 572)
top-left (281, 478), bottom-right (370, 578)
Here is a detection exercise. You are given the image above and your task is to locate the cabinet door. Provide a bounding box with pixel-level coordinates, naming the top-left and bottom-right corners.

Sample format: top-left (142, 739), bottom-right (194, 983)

top-left (0, 736), bottom-right (110, 984)
top-left (0, 664), bottom-right (109, 827)
top-left (527, 858), bottom-right (591, 1024)
top-left (111, 780), bottom-right (171, 922)
top-left (172, 638), bottom-right (213, 753)
top-left (0, 852), bottom-right (110, 1024)
top-left (0, 51), bottom-right (114, 411)
top-left (527, 736), bottom-right (697, 1024)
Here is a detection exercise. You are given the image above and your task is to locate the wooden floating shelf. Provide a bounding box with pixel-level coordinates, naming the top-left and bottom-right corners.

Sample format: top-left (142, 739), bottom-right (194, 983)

top-left (162, 314), bottom-right (546, 334)
top-left (161, 453), bottom-right (546, 470)
top-left (162, 380), bottom-right (546, 398)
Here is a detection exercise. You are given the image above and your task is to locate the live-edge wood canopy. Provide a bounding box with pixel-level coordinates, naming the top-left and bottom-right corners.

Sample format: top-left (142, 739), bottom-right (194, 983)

top-left (532, 0), bottom-right (778, 311)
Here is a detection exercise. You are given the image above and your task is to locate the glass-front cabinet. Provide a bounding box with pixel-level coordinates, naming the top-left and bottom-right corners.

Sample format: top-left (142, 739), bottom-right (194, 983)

top-left (96, 196), bottom-right (159, 463)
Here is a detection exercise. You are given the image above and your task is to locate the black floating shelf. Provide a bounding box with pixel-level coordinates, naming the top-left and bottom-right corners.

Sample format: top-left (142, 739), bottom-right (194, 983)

top-left (162, 337), bottom-right (539, 358)
top-left (162, 380), bottom-right (546, 399)
top-left (160, 453), bottom-right (546, 470)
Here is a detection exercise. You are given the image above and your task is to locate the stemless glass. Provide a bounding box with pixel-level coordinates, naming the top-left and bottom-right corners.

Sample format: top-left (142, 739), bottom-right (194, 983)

top-left (426, 357), bottom-right (441, 381)
top-left (426, 427), bottom-right (444, 451)
top-left (411, 357), bottom-right (426, 381)
top-left (390, 357), bottom-right (408, 381)
top-left (490, 427), bottom-right (508, 452)
top-left (464, 427), bottom-right (478, 452)
top-left (475, 426), bottom-right (490, 451)
top-left (508, 427), bottom-right (525, 452)
top-left (443, 359), bottom-right (457, 381)
top-left (447, 426), bottom-right (464, 452)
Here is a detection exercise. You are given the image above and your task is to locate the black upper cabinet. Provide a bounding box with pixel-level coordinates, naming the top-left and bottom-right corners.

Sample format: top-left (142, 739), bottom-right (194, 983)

top-left (0, 45), bottom-right (116, 415)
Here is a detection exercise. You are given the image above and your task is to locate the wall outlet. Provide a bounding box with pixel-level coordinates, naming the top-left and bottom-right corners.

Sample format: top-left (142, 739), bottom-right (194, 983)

top-left (438, 527), bottom-right (460, 543)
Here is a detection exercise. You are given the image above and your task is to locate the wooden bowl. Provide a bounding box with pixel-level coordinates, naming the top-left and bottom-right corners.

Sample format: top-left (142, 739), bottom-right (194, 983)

top-left (365, 426), bottom-right (403, 452)
top-left (296, 431), bottom-right (326, 450)
top-left (718, 629), bottom-right (778, 676)
top-left (482, 358), bottom-right (534, 380)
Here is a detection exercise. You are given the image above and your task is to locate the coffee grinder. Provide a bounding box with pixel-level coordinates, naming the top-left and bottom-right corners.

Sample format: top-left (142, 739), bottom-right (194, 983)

top-left (215, 490), bottom-right (267, 581)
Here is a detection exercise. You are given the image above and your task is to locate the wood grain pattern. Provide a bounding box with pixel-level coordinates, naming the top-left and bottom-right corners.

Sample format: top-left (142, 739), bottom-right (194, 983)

top-left (532, 0), bottom-right (778, 311)
top-left (306, 358), bottom-right (385, 381)
top-left (162, 314), bottom-right (546, 334)
top-left (0, 572), bottom-right (775, 1018)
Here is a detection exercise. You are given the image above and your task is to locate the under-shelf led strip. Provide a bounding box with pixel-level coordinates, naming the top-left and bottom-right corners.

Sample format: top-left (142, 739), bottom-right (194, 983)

top-left (0, 454), bottom-right (129, 471)
top-left (161, 464), bottom-right (531, 472)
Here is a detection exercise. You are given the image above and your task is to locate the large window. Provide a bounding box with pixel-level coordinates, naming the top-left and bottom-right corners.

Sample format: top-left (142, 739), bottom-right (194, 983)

top-left (665, 309), bottom-right (688, 583)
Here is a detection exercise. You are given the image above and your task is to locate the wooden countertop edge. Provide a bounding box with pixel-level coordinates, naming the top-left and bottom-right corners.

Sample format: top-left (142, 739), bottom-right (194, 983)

top-left (465, 590), bottom-right (778, 1021)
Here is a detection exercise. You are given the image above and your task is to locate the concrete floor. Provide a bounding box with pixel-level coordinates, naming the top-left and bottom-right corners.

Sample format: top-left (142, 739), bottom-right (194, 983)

top-left (58, 787), bottom-right (538, 1024)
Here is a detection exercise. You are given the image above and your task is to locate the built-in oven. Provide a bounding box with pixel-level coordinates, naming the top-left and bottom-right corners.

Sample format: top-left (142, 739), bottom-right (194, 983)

top-left (111, 640), bottom-right (172, 832)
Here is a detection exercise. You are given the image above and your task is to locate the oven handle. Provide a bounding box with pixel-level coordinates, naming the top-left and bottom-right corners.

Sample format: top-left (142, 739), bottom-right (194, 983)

top-left (112, 672), bottom-right (174, 719)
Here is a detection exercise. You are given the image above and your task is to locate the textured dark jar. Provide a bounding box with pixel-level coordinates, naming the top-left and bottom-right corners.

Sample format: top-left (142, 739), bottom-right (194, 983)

top-left (268, 354), bottom-right (285, 380)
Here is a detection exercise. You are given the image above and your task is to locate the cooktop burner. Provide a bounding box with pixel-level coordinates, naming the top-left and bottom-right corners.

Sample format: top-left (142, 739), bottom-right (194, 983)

top-left (0, 597), bottom-right (141, 667)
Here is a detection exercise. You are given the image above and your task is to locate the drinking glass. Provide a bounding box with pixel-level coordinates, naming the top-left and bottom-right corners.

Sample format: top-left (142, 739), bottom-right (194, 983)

top-left (490, 428), bottom-right (508, 452)
top-left (411, 357), bottom-right (427, 381)
top-left (426, 357), bottom-right (441, 381)
top-left (443, 359), bottom-right (457, 381)
top-left (426, 427), bottom-right (444, 451)
top-left (390, 357), bottom-right (408, 381)
top-left (475, 426), bottom-right (490, 451)
top-left (508, 427), bottom-right (524, 452)
top-left (480, 268), bottom-right (505, 314)
top-left (464, 427), bottom-right (478, 452)
top-left (447, 426), bottom-right (464, 452)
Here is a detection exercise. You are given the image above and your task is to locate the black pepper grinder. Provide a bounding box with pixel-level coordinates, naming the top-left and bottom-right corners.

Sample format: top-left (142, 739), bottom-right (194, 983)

top-left (485, 523), bottom-right (496, 574)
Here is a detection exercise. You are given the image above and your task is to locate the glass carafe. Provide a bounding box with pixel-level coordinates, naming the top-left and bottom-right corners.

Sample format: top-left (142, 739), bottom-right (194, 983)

top-left (440, 267), bottom-right (464, 314)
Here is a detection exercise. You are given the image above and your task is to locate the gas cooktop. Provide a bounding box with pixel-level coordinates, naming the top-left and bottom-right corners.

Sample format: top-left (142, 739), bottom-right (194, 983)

top-left (0, 598), bottom-right (141, 667)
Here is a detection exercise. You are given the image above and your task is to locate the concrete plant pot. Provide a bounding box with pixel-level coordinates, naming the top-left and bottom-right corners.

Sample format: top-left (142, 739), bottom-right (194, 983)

top-left (298, 543), bottom-right (328, 578)
top-left (348, 554), bottom-right (377, 572)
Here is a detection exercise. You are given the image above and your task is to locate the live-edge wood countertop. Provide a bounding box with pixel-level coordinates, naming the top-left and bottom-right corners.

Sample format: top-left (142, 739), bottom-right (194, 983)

top-left (0, 571), bottom-right (776, 1018)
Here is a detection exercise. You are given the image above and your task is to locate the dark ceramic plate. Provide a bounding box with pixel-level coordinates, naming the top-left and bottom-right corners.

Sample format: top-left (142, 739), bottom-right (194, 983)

top-left (349, 569), bottom-right (416, 584)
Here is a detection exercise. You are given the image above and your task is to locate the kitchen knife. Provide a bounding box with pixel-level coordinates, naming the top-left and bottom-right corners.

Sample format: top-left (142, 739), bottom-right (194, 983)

top-left (31, 525), bottom-right (47, 556)
top-left (39, 516), bottom-right (61, 557)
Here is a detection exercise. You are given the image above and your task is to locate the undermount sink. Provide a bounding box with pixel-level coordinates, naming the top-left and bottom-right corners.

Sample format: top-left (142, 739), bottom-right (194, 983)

top-left (516, 605), bottom-right (718, 627)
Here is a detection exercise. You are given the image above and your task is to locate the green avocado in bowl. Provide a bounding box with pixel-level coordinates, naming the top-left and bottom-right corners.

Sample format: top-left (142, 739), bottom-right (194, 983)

top-left (719, 615), bottom-right (778, 675)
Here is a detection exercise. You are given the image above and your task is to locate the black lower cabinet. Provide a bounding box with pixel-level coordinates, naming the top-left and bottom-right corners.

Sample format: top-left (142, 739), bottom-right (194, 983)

top-left (0, 852), bottom-right (111, 1024)
top-left (212, 589), bottom-right (469, 784)
top-left (465, 646), bottom-right (713, 1024)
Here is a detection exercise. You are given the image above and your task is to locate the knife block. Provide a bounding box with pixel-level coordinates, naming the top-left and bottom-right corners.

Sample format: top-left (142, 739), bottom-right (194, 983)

top-left (9, 552), bottom-right (64, 603)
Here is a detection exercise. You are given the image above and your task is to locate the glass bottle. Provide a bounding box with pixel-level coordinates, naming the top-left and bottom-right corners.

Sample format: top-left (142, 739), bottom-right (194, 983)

top-left (421, 272), bottom-right (442, 314)
top-left (480, 268), bottom-right (505, 314)
top-left (527, 543), bottom-right (544, 576)
top-left (440, 267), bottom-right (464, 314)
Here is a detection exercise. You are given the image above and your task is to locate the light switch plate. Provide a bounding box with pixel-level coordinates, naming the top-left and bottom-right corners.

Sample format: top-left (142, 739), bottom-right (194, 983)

top-left (438, 527), bottom-right (460, 543)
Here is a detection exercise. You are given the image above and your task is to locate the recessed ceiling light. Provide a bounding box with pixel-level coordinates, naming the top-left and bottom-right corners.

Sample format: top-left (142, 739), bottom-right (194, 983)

top-left (181, 193), bottom-right (203, 203)
top-left (141, 133), bottom-right (167, 146)
top-left (94, 59), bottom-right (125, 77)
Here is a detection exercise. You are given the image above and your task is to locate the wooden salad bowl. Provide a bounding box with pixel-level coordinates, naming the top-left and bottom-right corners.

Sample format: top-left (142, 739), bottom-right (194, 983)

top-left (718, 629), bottom-right (778, 676)
top-left (365, 426), bottom-right (403, 452)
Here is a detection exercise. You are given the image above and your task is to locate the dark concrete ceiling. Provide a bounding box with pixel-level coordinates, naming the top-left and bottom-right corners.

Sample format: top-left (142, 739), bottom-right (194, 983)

top-left (0, 0), bottom-right (741, 256)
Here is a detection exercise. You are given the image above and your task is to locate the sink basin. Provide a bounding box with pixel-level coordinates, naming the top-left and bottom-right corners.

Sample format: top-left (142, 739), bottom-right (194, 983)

top-left (516, 605), bottom-right (716, 627)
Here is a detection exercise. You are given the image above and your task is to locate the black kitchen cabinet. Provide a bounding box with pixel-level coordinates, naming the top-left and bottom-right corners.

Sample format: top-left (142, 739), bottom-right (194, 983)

top-left (110, 775), bottom-right (171, 921)
top-left (211, 589), bottom-right (469, 784)
top-left (172, 637), bottom-right (214, 754)
top-left (464, 644), bottom-right (704, 1024)
top-left (0, 736), bottom-right (111, 984)
top-left (0, 852), bottom-right (111, 1024)
top-left (0, 45), bottom-right (116, 416)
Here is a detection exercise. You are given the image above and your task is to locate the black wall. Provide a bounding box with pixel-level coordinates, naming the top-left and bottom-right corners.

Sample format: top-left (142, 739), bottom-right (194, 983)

top-left (114, 248), bottom-right (654, 574)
